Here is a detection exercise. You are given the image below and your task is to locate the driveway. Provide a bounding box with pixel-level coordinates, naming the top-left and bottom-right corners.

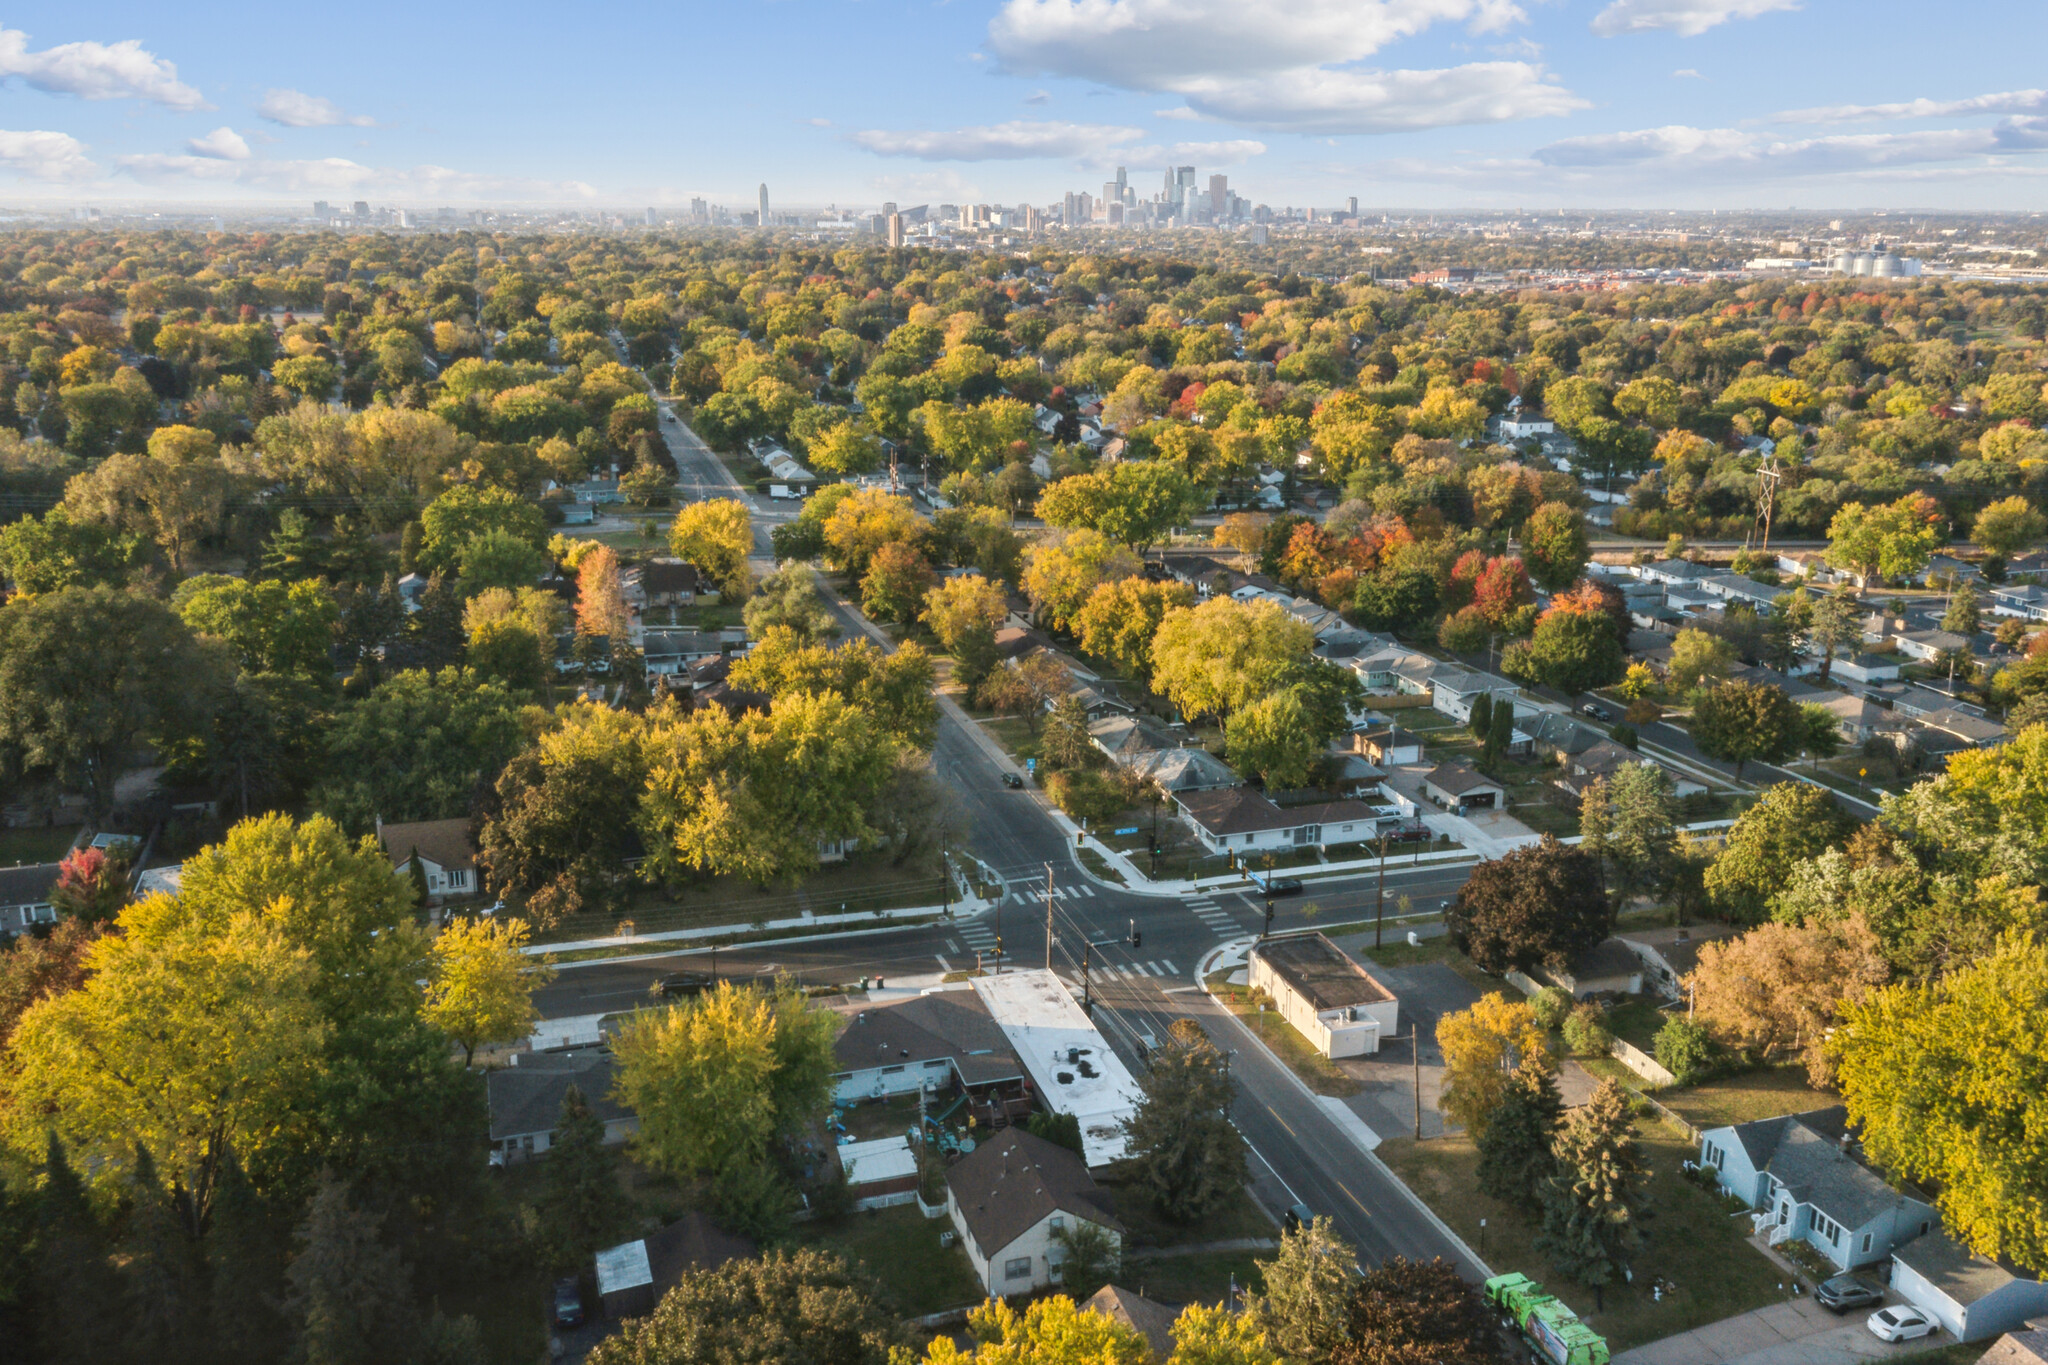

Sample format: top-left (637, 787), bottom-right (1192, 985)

top-left (1615, 1296), bottom-right (1953, 1365)
top-left (1379, 765), bottom-right (1542, 858)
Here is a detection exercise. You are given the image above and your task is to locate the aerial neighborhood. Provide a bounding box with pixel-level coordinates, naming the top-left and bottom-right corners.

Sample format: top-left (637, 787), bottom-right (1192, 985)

top-left (4, 19), bottom-right (2048, 1361)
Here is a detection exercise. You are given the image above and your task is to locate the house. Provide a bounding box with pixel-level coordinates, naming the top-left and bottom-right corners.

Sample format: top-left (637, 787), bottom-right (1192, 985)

top-left (1349, 645), bottom-right (1437, 694)
top-left (376, 817), bottom-right (479, 902)
top-left (0, 862), bottom-right (61, 936)
top-left (1634, 558), bottom-right (1716, 588)
top-left (830, 990), bottom-right (1027, 1105)
top-left (1616, 923), bottom-right (1741, 1001)
top-left (595, 1213), bottom-right (756, 1319)
top-left (1977, 1322), bottom-right (2048, 1365)
top-left (1128, 746), bottom-right (1240, 794)
top-left (1167, 555), bottom-right (1237, 598)
top-left (1990, 585), bottom-right (2048, 622)
top-left (2005, 551), bottom-right (2048, 582)
top-left (1325, 754), bottom-right (1387, 798)
top-left (641, 629), bottom-right (730, 678)
top-left (1920, 553), bottom-right (1983, 587)
top-left (1420, 759), bottom-right (1505, 812)
top-left (1088, 714), bottom-right (1174, 764)
top-left (621, 558), bottom-right (717, 609)
top-left (1916, 707), bottom-right (2007, 750)
top-left (1832, 652), bottom-right (1904, 685)
top-left (945, 1127), bottom-right (1123, 1298)
top-left (1247, 932), bottom-right (1399, 1058)
top-left (1698, 1106), bottom-right (1937, 1272)
top-left (1082, 1286), bottom-right (1180, 1359)
top-left (1702, 573), bottom-right (1792, 610)
top-left (1777, 551), bottom-right (1835, 581)
top-left (1525, 712), bottom-right (1605, 763)
top-left (1813, 692), bottom-right (1897, 744)
top-left (1427, 666), bottom-right (1520, 724)
top-left (1894, 628), bottom-right (1970, 663)
top-left (1538, 938), bottom-right (1644, 998)
top-left (1556, 743), bottom-right (1708, 800)
top-left (487, 1049), bottom-right (638, 1162)
top-left (1351, 725), bottom-right (1424, 766)
top-left (1173, 787), bottom-right (1379, 855)
top-left (1893, 1234), bottom-right (2048, 1343)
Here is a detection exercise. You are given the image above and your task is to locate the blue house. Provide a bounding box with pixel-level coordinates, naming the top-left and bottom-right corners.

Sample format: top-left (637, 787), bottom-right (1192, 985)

top-left (1699, 1107), bottom-right (1937, 1271)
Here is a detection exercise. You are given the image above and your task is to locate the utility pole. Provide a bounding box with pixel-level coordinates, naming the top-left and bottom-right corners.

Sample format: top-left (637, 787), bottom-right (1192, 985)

top-left (940, 834), bottom-right (950, 920)
top-left (1412, 1029), bottom-right (1423, 1140)
top-left (1374, 830), bottom-right (1389, 949)
top-left (1044, 862), bottom-right (1055, 971)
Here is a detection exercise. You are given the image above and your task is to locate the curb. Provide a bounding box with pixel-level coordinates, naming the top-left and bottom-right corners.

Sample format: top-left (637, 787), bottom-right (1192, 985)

top-left (538, 911), bottom-right (970, 971)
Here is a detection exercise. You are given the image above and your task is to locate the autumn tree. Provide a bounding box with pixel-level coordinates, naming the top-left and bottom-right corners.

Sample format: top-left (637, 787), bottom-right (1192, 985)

top-left (923, 1295), bottom-right (1148, 1365)
top-left (859, 540), bottom-right (934, 625)
top-left (1535, 1079), bottom-right (1646, 1304)
top-left (1022, 528), bottom-right (1141, 632)
top-left (1445, 836), bottom-right (1612, 976)
top-left (669, 497), bottom-right (754, 598)
top-left (422, 914), bottom-right (552, 1066)
top-left (1246, 1218), bottom-right (1360, 1365)
top-left (576, 542), bottom-right (631, 640)
top-left (1036, 461), bottom-right (1202, 553)
top-left (1702, 781), bottom-right (1854, 924)
top-left (1150, 597), bottom-right (1313, 724)
top-left (976, 651), bottom-right (1071, 734)
top-left (1436, 993), bottom-right (1551, 1139)
top-left (1122, 1019), bottom-right (1248, 1222)
top-left (1832, 933), bottom-right (2048, 1274)
top-left (820, 488), bottom-right (920, 580)
top-left (1690, 679), bottom-right (1801, 780)
top-left (1520, 502), bottom-right (1589, 593)
top-left (1666, 627), bottom-right (1735, 694)
top-left (1826, 495), bottom-right (1942, 586)
top-left (745, 564), bottom-right (838, 644)
top-left (1334, 1257), bottom-right (1506, 1365)
top-left (728, 629), bottom-right (937, 749)
top-left (1973, 496), bottom-right (2048, 558)
top-left (1072, 577), bottom-right (1195, 682)
top-left (1688, 914), bottom-right (1888, 1084)
top-left (922, 572), bottom-right (1010, 688)
top-left (588, 1247), bottom-right (901, 1365)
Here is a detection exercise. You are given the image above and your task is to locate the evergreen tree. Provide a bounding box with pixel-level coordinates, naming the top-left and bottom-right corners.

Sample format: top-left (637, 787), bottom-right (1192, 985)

top-left (204, 1150), bottom-right (294, 1365)
top-left (1468, 691), bottom-right (1493, 741)
top-left (1476, 1059), bottom-right (1562, 1213)
top-left (1246, 1218), bottom-right (1360, 1364)
top-left (536, 1083), bottom-right (628, 1271)
top-left (1535, 1080), bottom-right (1646, 1306)
top-left (1120, 1019), bottom-right (1249, 1221)
top-left (285, 1175), bottom-right (415, 1365)
top-left (32, 1133), bottom-right (126, 1365)
top-left (121, 1145), bottom-right (207, 1365)
top-left (1484, 699), bottom-right (1514, 769)
top-left (261, 508), bottom-right (329, 581)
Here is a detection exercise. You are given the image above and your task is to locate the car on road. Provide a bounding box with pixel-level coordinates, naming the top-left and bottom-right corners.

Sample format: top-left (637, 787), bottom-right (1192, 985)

top-left (652, 970), bottom-right (714, 998)
top-left (1001, 772), bottom-right (1024, 788)
top-left (1816, 1274), bottom-right (1885, 1313)
top-left (553, 1277), bottom-right (586, 1329)
top-left (1580, 702), bottom-right (1611, 720)
top-left (1283, 1203), bottom-right (1314, 1232)
top-left (1866, 1306), bottom-right (1935, 1343)
top-left (1258, 876), bottom-right (1304, 897)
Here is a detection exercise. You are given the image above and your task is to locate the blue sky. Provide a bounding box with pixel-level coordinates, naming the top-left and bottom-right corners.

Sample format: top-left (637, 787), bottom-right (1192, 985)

top-left (8, 1), bottom-right (2048, 211)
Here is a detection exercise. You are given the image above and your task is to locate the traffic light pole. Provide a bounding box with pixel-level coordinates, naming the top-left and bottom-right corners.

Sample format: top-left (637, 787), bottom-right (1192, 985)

top-left (1374, 830), bottom-right (1389, 949)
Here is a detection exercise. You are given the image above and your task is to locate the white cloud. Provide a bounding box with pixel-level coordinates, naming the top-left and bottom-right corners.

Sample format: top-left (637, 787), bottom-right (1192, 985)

top-left (986, 0), bottom-right (1569, 134)
top-left (0, 26), bottom-right (206, 109)
top-left (1774, 89), bottom-right (2048, 125)
top-left (257, 88), bottom-right (374, 128)
top-left (1175, 62), bottom-right (1587, 135)
top-left (0, 128), bottom-right (96, 180)
top-left (1590, 0), bottom-right (1796, 37)
top-left (187, 126), bottom-right (250, 161)
top-left (804, 117), bottom-right (833, 127)
top-left (1673, 68), bottom-right (1705, 79)
top-left (1102, 138), bottom-right (1267, 167)
top-left (113, 151), bottom-right (594, 199)
top-left (1530, 118), bottom-right (2048, 177)
top-left (849, 120), bottom-right (1145, 160)
top-left (1154, 107), bottom-right (1201, 121)
top-left (1024, 89), bottom-right (1050, 105)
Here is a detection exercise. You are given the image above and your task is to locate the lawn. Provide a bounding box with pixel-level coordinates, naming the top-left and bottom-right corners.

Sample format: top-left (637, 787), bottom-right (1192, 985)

top-left (1121, 1249), bottom-right (1267, 1309)
top-left (1077, 849), bottom-right (1127, 886)
top-left (794, 1205), bottom-right (984, 1318)
top-left (1655, 1066), bottom-right (1834, 1132)
top-left (0, 825), bottom-right (78, 865)
top-left (1377, 1120), bottom-right (1786, 1352)
top-left (1207, 972), bottom-right (1361, 1097)
top-left (1603, 995), bottom-right (1670, 1054)
top-left (1095, 1172), bottom-right (1276, 1251)
top-left (1354, 930), bottom-right (1504, 997)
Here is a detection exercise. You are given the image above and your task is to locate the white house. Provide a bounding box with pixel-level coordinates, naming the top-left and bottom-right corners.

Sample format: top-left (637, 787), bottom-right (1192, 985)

top-left (1698, 1107), bottom-right (1937, 1271)
top-left (945, 1128), bottom-right (1123, 1297)
top-left (376, 817), bottom-right (479, 903)
top-left (1248, 932), bottom-right (1399, 1058)
top-left (1173, 787), bottom-right (1378, 855)
top-left (1892, 1233), bottom-right (2048, 1343)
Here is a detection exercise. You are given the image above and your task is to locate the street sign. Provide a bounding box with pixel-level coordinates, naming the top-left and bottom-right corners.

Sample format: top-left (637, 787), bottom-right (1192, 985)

top-left (1025, 758), bottom-right (1036, 771)
top-left (1113, 826), bottom-right (1139, 835)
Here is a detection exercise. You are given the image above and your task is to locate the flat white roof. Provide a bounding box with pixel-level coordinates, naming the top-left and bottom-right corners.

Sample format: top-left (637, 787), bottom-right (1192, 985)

top-left (595, 1238), bottom-right (652, 1295)
top-left (972, 969), bottom-right (1139, 1167)
top-left (840, 1135), bottom-right (918, 1186)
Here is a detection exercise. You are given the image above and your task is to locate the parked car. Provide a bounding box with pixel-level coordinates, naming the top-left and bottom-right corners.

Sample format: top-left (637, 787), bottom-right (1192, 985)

top-left (553, 1277), bottom-right (586, 1329)
top-left (1580, 702), bottom-right (1611, 720)
top-left (1816, 1274), bottom-right (1885, 1313)
top-left (1283, 1203), bottom-right (1314, 1233)
top-left (1866, 1306), bottom-right (1935, 1343)
top-left (652, 970), bottom-right (714, 998)
top-left (1002, 772), bottom-right (1024, 789)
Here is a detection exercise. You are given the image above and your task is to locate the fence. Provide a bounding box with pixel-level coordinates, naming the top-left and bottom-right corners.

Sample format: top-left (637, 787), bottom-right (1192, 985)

top-left (1610, 1037), bottom-right (1678, 1088)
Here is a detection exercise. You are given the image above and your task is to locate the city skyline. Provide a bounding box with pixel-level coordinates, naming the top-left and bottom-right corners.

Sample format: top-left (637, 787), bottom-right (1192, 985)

top-left (3, 1), bottom-right (2048, 210)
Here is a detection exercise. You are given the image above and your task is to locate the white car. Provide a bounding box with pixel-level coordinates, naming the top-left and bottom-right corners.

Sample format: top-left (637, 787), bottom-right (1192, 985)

top-left (1867, 1306), bottom-right (1936, 1343)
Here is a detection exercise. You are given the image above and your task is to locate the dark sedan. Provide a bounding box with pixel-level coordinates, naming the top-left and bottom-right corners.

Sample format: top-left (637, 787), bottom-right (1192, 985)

top-left (1816, 1274), bottom-right (1885, 1313)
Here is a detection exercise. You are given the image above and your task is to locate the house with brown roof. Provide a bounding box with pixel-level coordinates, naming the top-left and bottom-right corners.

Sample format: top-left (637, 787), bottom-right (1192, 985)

top-left (620, 558), bottom-right (717, 610)
top-left (1555, 742), bottom-right (1707, 800)
top-left (1172, 787), bottom-right (1378, 855)
top-left (1082, 1286), bottom-right (1180, 1357)
top-left (1248, 932), bottom-right (1399, 1057)
top-left (830, 990), bottom-right (1027, 1105)
top-left (376, 817), bottom-right (479, 903)
top-left (945, 1127), bottom-right (1123, 1297)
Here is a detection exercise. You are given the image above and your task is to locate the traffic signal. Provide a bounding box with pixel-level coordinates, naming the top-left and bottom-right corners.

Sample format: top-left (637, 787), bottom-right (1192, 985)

top-left (1128, 918), bottom-right (1141, 949)
top-left (1264, 898), bottom-right (1276, 935)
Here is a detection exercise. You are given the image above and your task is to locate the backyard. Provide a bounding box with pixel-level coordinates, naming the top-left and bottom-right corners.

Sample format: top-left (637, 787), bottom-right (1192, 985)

top-left (794, 1204), bottom-right (985, 1318)
top-left (0, 824), bottom-right (78, 865)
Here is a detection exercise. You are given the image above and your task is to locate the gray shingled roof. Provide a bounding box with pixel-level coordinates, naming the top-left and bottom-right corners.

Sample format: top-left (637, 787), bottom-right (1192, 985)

top-left (832, 992), bottom-right (1025, 1088)
top-left (1726, 1107), bottom-right (1909, 1230)
top-left (487, 1050), bottom-right (633, 1141)
top-left (0, 862), bottom-right (62, 908)
top-left (1894, 1230), bottom-right (2029, 1307)
top-left (1084, 1286), bottom-right (1179, 1358)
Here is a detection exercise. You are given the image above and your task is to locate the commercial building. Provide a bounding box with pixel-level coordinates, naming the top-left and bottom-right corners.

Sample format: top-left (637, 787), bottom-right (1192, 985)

top-left (1247, 932), bottom-right (1399, 1058)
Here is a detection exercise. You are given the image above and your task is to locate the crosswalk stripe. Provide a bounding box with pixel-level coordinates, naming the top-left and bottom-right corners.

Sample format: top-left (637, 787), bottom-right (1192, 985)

top-left (1079, 884), bottom-right (1095, 898)
top-left (1163, 959), bottom-right (1179, 975)
top-left (946, 939), bottom-right (960, 953)
top-left (1145, 961), bottom-right (1162, 975)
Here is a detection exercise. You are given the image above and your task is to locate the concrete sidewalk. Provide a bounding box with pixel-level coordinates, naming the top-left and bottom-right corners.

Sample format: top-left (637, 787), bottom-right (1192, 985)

top-left (1615, 1297), bottom-right (1953, 1365)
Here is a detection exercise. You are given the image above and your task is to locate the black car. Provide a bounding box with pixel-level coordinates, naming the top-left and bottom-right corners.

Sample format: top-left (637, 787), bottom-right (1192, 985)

top-left (1001, 772), bottom-right (1025, 788)
top-left (652, 970), bottom-right (714, 998)
top-left (1580, 702), bottom-right (1611, 721)
top-left (1262, 877), bottom-right (1305, 897)
top-left (553, 1277), bottom-right (586, 1329)
top-left (1283, 1203), bottom-right (1315, 1232)
top-left (1816, 1274), bottom-right (1885, 1313)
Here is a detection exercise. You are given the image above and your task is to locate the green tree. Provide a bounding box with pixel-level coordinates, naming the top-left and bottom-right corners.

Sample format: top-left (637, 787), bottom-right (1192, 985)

top-left (457, 526), bottom-right (553, 592)
top-left (1469, 691), bottom-right (1494, 741)
top-left (284, 1174), bottom-right (416, 1365)
top-left (669, 497), bottom-right (754, 598)
top-left (1653, 1017), bottom-right (1715, 1085)
top-left (1506, 607), bottom-right (1624, 695)
top-left (611, 980), bottom-right (836, 1179)
top-left (1826, 496), bottom-right (1942, 586)
top-left (1150, 597), bottom-right (1313, 724)
top-left (0, 586), bottom-right (226, 817)
top-left (1690, 679), bottom-right (1801, 780)
top-left (1333, 1256), bottom-right (1507, 1365)
top-left (422, 914), bottom-right (552, 1067)
top-left (479, 702), bottom-right (649, 926)
top-left (0, 506), bottom-right (136, 596)
top-left (1832, 933), bottom-right (2048, 1273)
top-left (1797, 702), bottom-right (1845, 768)
top-left (728, 629), bottom-right (937, 750)
top-left (1475, 1058), bottom-right (1562, 1214)
top-left (1520, 502), bottom-right (1590, 594)
top-left (921, 572), bottom-right (1009, 688)
top-left (1226, 688), bottom-right (1324, 789)
top-left (418, 483), bottom-right (548, 574)
top-left (747, 564), bottom-right (839, 644)
top-left (1248, 1217), bottom-right (1359, 1363)
top-left (587, 1248), bottom-right (899, 1365)
top-left (1972, 496), bottom-right (2047, 558)
top-left (1036, 461), bottom-right (1201, 553)
top-left (1535, 1080), bottom-right (1646, 1303)
top-left (1040, 694), bottom-right (1098, 772)
top-left (174, 574), bottom-right (340, 681)
top-left (1049, 1220), bottom-right (1123, 1301)
top-left (1121, 1018), bottom-right (1249, 1222)
top-left (271, 354), bottom-right (339, 402)
top-left (535, 1083), bottom-right (629, 1272)
top-left (309, 668), bottom-right (533, 833)
top-left (1703, 781), bottom-right (1854, 924)
top-left (1446, 837), bottom-right (1613, 976)
top-left (1942, 581), bottom-right (1984, 636)
top-left (1579, 762), bottom-right (1676, 904)
top-left (1666, 627), bottom-right (1736, 694)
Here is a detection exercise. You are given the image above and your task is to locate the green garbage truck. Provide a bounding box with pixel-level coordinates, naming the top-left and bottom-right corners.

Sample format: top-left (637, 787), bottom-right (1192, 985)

top-left (1483, 1273), bottom-right (1610, 1365)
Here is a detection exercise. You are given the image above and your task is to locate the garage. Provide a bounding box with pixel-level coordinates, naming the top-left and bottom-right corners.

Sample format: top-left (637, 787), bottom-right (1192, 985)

top-left (1422, 759), bottom-right (1506, 813)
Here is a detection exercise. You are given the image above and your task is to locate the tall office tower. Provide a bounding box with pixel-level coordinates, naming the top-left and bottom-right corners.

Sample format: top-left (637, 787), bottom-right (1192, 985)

top-left (887, 213), bottom-right (905, 248)
top-left (758, 183), bottom-right (770, 227)
top-left (1102, 181), bottom-right (1121, 218)
top-left (883, 201), bottom-right (897, 218)
top-left (313, 200), bottom-right (331, 221)
top-left (690, 196), bottom-right (707, 220)
top-left (1175, 167), bottom-right (1196, 218)
top-left (1347, 196), bottom-right (1359, 216)
top-left (351, 200), bottom-right (370, 218)
top-left (1209, 174), bottom-right (1228, 216)
top-left (644, 207), bottom-right (657, 225)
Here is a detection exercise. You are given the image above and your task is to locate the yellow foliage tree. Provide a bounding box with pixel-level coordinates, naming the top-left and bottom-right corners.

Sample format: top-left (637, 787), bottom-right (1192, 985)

top-left (669, 497), bottom-right (753, 597)
top-left (422, 915), bottom-right (554, 1067)
top-left (1435, 992), bottom-right (1550, 1140)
